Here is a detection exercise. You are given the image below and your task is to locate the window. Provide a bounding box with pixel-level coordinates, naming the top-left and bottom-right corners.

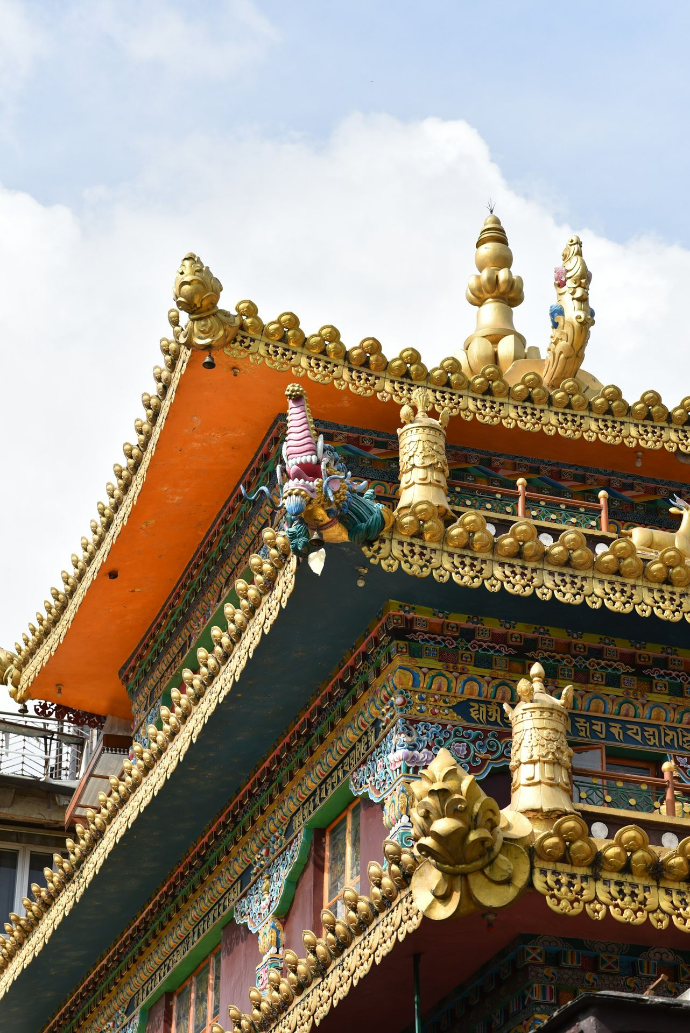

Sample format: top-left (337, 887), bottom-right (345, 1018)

top-left (324, 801), bottom-right (360, 918)
top-left (0, 844), bottom-right (55, 917)
top-left (173, 948), bottom-right (221, 1033)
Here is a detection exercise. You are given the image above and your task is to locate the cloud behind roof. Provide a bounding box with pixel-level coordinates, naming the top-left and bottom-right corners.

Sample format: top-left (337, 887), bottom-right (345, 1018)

top-left (1, 112), bottom-right (688, 649)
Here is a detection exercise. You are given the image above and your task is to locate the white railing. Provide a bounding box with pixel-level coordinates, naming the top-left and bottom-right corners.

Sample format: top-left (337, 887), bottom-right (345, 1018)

top-left (0, 711), bottom-right (90, 783)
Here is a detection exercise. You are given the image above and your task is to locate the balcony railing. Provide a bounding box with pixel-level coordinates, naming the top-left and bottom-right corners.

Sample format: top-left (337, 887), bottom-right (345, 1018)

top-left (0, 711), bottom-right (89, 783)
top-left (573, 765), bottom-right (690, 818)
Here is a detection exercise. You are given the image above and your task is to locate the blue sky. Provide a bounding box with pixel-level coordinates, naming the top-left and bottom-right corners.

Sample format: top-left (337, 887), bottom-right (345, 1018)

top-left (4, 0), bottom-right (689, 244)
top-left (2, 0), bottom-right (690, 649)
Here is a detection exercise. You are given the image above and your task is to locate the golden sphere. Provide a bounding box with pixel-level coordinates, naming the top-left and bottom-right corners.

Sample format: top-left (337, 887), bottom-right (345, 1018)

top-left (551, 389), bottom-right (569, 409)
top-left (348, 346), bottom-right (367, 367)
top-left (570, 840), bottom-right (596, 867)
top-left (286, 327), bottom-right (305, 348)
top-left (600, 844), bottom-right (627, 872)
top-left (610, 537), bottom-right (634, 559)
top-left (460, 511), bottom-right (486, 533)
top-left (369, 352), bottom-right (387, 371)
top-left (546, 544), bottom-right (568, 566)
top-left (669, 565), bottom-right (690, 587)
top-left (570, 393), bottom-right (588, 411)
top-left (672, 406), bottom-right (689, 426)
top-left (641, 389), bottom-right (661, 407)
top-left (511, 383), bottom-right (530, 402)
top-left (264, 321), bottom-right (284, 341)
top-left (326, 341), bottom-right (346, 360)
top-left (449, 371), bottom-right (468, 390)
top-left (400, 347), bottom-right (421, 365)
top-left (446, 525), bottom-right (469, 549)
top-left (361, 336), bottom-right (381, 354)
top-left (618, 827), bottom-right (647, 852)
top-left (664, 855), bottom-right (690, 880)
top-left (422, 518), bottom-right (445, 543)
top-left (243, 315), bottom-right (263, 334)
top-left (305, 334), bottom-right (325, 354)
top-left (496, 535), bottom-right (519, 558)
top-left (429, 367), bottom-right (448, 387)
top-left (590, 396), bottom-right (608, 415)
top-left (279, 311), bottom-right (300, 330)
top-left (491, 379), bottom-right (509, 398)
top-left (236, 299), bottom-right (258, 317)
top-left (538, 835), bottom-right (565, 861)
top-left (618, 556), bottom-right (643, 579)
top-left (561, 530), bottom-right (586, 552)
top-left (651, 404), bottom-right (668, 423)
top-left (409, 362), bottom-right (428, 382)
top-left (512, 521), bottom-right (537, 543)
top-left (319, 324), bottom-right (340, 343)
top-left (570, 547), bottom-right (593, 570)
top-left (630, 401), bottom-right (647, 420)
top-left (645, 560), bottom-right (669, 583)
top-left (411, 500), bottom-right (436, 522)
top-left (611, 399), bottom-right (629, 417)
top-left (602, 384), bottom-right (622, 401)
top-left (471, 530), bottom-right (493, 553)
top-left (522, 371), bottom-right (542, 389)
top-left (387, 357), bottom-right (407, 377)
top-left (521, 539), bottom-right (545, 562)
top-left (531, 387), bottom-right (549, 406)
top-left (470, 375), bottom-right (489, 394)
top-left (561, 378), bottom-right (580, 394)
top-left (396, 513), bottom-right (419, 537)
top-left (595, 552), bottom-right (619, 575)
top-left (440, 356), bottom-right (461, 374)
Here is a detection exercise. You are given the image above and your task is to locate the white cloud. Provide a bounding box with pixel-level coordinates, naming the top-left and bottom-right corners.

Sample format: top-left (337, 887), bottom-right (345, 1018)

top-left (80, 0), bottom-right (278, 71)
top-left (0, 0), bottom-right (47, 103)
top-left (1, 113), bottom-right (690, 652)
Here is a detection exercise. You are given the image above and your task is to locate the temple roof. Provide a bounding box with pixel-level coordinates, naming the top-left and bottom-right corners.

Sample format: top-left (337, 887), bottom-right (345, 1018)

top-left (3, 229), bottom-right (690, 719)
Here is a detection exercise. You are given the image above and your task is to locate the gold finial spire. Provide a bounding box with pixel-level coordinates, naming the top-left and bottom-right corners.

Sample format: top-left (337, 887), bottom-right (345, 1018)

top-left (458, 213), bottom-right (526, 376)
top-left (503, 662), bottom-right (575, 825)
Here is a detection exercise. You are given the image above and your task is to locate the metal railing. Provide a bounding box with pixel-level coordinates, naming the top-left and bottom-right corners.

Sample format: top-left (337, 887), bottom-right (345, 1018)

top-left (573, 765), bottom-right (690, 818)
top-left (0, 711), bottom-right (89, 783)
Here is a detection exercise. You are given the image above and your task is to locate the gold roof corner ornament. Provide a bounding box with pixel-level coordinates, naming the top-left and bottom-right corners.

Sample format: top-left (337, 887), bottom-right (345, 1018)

top-left (407, 748), bottom-right (530, 920)
top-left (0, 649), bottom-right (27, 705)
top-left (542, 235), bottom-right (595, 388)
top-left (459, 213), bottom-right (526, 377)
top-left (503, 662), bottom-right (575, 823)
top-left (171, 253), bottom-right (241, 352)
top-left (394, 387), bottom-right (451, 542)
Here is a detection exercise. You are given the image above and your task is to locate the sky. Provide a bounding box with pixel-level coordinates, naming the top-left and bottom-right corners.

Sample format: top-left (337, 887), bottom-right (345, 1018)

top-left (2, 0), bottom-right (690, 656)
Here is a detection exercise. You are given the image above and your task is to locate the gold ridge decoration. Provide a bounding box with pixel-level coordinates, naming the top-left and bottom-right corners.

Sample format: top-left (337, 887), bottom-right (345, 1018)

top-left (0, 337), bottom-right (188, 704)
top-left (226, 840), bottom-right (420, 1033)
top-left (0, 534), bottom-right (297, 994)
top-left (171, 253), bottom-right (241, 352)
top-left (533, 823), bottom-right (690, 931)
top-left (459, 214), bottom-right (526, 377)
top-left (393, 388), bottom-right (451, 542)
top-left (543, 236), bottom-right (595, 388)
top-left (363, 509), bottom-right (690, 625)
top-left (503, 663), bottom-right (575, 820)
top-left (407, 748), bottom-right (530, 920)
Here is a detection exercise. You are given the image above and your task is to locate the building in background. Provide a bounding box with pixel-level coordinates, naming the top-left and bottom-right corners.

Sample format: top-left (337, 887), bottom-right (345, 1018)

top-left (3, 216), bottom-right (690, 1033)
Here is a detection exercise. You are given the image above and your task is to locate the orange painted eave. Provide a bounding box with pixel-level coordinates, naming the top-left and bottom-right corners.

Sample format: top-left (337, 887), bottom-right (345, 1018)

top-left (27, 352), bottom-right (690, 720)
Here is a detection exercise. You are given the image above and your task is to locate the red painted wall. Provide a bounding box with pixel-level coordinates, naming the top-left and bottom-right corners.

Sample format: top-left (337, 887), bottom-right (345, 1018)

top-left (220, 919), bottom-right (261, 1020)
top-left (283, 833), bottom-right (324, 945)
top-left (146, 993), bottom-right (173, 1033)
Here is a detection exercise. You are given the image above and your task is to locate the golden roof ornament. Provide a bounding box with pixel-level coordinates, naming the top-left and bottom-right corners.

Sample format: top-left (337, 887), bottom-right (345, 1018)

top-left (394, 387), bottom-right (451, 542)
top-left (503, 662), bottom-right (575, 824)
top-left (459, 213), bottom-right (526, 376)
top-left (407, 748), bottom-right (530, 920)
top-left (542, 235), bottom-right (595, 388)
top-left (171, 253), bottom-right (241, 353)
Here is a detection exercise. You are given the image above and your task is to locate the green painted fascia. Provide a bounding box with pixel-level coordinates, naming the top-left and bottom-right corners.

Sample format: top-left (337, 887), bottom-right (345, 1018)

top-left (275, 828), bottom-right (314, 917)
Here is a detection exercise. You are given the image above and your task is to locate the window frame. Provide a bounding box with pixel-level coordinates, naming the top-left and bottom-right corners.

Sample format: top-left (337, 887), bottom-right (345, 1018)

top-left (0, 842), bottom-right (57, 917)
top-left (172, 946), bottom-right (221, 1033)
top-left (323, 799), bottom-right (361, 915)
